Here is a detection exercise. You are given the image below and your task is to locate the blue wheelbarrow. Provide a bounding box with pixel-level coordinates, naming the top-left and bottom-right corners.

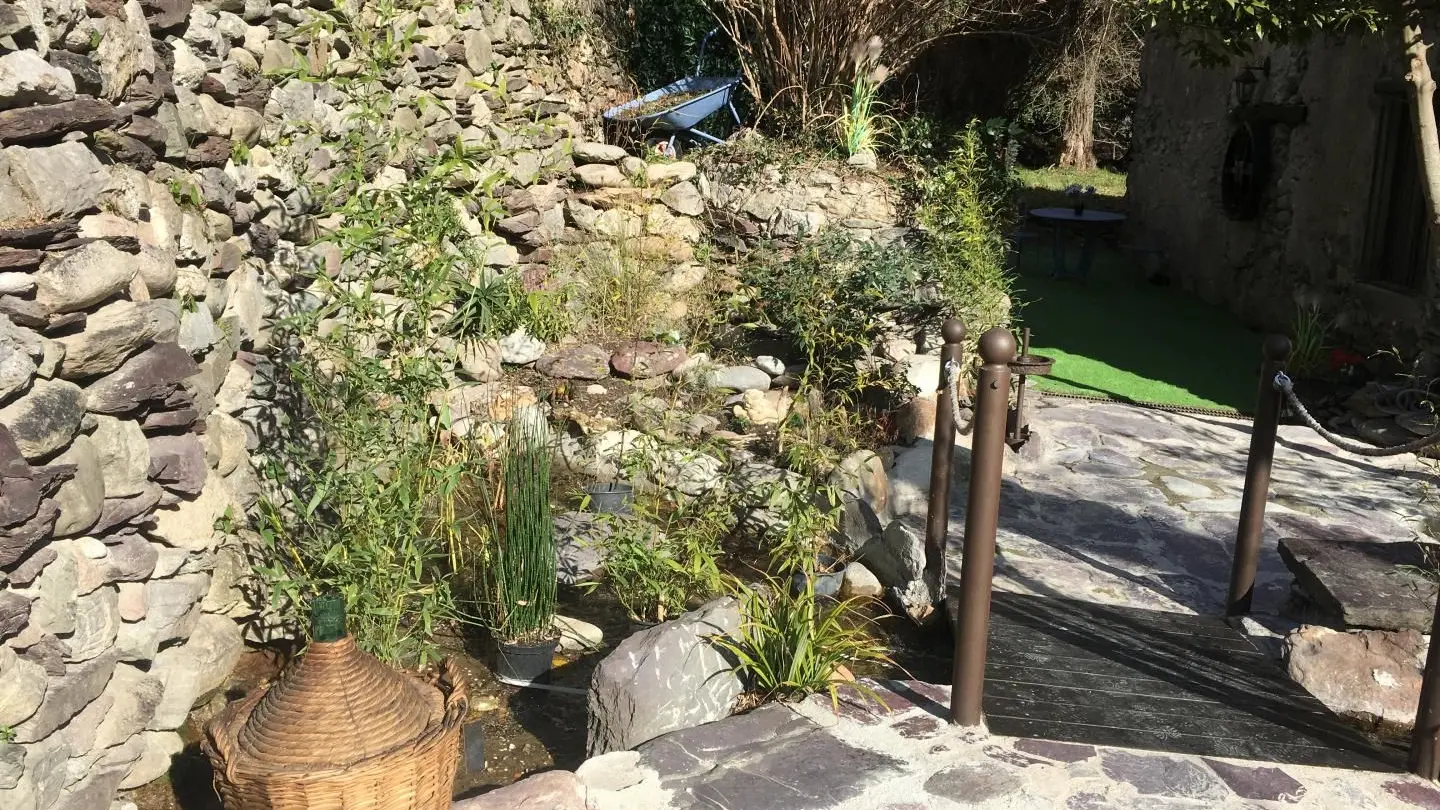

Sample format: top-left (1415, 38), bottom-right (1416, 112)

top-left (602, 29), bottom-right (742, 156)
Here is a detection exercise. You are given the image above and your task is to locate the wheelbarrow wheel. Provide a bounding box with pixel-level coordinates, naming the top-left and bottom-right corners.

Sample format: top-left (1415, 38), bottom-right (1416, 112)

top-left (646, 135), bottom-right (684, 160)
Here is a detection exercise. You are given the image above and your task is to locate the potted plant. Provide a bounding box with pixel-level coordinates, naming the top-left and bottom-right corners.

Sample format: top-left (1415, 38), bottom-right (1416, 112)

top-left (488, 405), bottom-right (561, 686)
top-left (1064, 184), bottom-right (1097, 216)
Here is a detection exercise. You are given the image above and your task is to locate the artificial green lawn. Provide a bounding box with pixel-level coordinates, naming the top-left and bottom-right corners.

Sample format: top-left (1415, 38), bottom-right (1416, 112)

top-left (1011, 247), bottom-right (1263, 414)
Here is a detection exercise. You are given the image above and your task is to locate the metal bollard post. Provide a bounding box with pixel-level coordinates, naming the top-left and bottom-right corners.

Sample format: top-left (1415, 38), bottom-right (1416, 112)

top-left (1413, 594), bottom-right (1440, 779)
top-left (926, 318), bottom-right (967, 578)
top-left (1226, 335), bottom-right (1292, 617)
top-left (950, 327), bottom-right (1016, 727)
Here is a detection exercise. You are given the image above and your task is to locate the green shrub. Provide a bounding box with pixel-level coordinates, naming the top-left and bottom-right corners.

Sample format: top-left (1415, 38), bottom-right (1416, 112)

top-left (915, 121), bottom-right (1018, 340)
top-left (587, 489), bottom-right (729, 623)
top-left (712, 573), bottom-right (892, 704)
top-left (743, 231), bottom-right (938, 394)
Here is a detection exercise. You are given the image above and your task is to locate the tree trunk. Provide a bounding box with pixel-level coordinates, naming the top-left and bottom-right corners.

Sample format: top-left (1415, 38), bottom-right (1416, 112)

top-left (1406, 24), bottom-right (1440, 225)
top-left (1059, 50), bottom-right (1101, 169)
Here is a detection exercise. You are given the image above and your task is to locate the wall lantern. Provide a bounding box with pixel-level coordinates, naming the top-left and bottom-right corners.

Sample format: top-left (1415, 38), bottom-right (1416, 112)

top-left (1233, 66), bottom-right (1261, 107)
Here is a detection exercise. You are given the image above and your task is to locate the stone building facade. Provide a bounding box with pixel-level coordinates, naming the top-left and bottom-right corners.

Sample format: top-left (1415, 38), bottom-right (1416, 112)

top-left (1128, 31), bottom-right (1436, 360)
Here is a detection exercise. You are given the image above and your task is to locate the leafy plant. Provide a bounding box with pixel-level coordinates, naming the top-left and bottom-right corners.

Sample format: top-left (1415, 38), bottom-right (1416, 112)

top-left (836, 37), bottom-right (894, 157)
top-left (0, 725), bottom-right (14, 744)
top-left (712, 572), bottom-right (892, 704)
top-left (533, 0), bottom-right (589, 52)
top-left (743, 231), bottom-right (936, 394)
top-left (915, 122), bottom-right (1017, 341)
top-left (587, 489), bottom-right (729, 623)
top-left (561, 239), bottom-right (674, 341)
top-left (1289, 298), bottom-right (1335, 378)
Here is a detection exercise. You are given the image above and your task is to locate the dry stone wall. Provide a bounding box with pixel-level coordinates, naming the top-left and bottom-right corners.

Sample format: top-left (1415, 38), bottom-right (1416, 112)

top-left (0, 1), bottom-right (281, 808)
top-left (0, 0), bottom-right (905, 807)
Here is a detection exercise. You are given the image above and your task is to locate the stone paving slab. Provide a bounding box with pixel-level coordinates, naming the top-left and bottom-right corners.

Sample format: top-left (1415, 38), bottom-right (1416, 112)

top-left (597, 679), bottom-right (1440, 809)
top-left (938, 397), bottom-right (1436, 619)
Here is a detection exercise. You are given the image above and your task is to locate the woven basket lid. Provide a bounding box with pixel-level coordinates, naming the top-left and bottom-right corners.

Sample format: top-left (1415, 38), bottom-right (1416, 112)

top-left (230, 596), bottom-right (444, 769)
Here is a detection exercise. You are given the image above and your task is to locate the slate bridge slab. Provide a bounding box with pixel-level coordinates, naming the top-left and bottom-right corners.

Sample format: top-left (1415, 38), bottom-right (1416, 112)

top-left (974, 590), bottom-right (1404, 771)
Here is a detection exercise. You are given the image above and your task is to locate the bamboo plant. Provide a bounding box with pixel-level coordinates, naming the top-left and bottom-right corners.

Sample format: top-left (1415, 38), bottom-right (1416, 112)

top-left (489, 404), bottom-right (558, 644)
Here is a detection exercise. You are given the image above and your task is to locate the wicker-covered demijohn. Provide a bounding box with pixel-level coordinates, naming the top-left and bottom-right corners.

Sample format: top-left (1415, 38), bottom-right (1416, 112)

top-left (202, 598), bottom-right (468, 810)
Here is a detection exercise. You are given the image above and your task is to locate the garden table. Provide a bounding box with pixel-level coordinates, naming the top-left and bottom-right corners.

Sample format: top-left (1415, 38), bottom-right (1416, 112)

top-left (1028, 207), bottom-right (1126, 281)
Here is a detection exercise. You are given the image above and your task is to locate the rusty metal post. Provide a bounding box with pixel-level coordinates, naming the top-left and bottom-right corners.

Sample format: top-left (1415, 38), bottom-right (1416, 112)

top-left (1226, 335), bottom-right (1292, 617)
top-left (925, 318), bottom-right (966, 578)
top-left (1413, 594), bottom-right (1440, 779)
top-left (950, 327), bottom-right (1015, 727)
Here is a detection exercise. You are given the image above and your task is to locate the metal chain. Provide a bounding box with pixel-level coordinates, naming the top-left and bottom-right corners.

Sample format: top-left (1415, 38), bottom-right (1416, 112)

top-left (1274, 371), bottom-right (1440, 457)
top-left (944, 358), bottom-right (975, 436)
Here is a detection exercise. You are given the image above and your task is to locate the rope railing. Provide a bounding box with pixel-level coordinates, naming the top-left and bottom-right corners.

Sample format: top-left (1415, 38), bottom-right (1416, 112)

top-left (944, 358), bottom-right (975, 436)
top-left (1273, 372), bottom-right (1440, 458)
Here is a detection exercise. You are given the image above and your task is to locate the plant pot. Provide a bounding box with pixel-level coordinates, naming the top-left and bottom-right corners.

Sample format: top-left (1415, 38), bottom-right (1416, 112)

top-left (495, 636), bottom-right (560, 686)
top-left (583, 482), bottom-right (634, 515)
top-left (1072, 204), bottom-right (1086, 217)
top-left (790, 554), bottom-right (845, 598)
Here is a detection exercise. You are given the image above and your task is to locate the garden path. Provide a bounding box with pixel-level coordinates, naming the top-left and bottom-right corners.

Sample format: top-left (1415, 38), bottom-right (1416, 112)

top-left (568, 681), bottom-right (1440, 810)
top-left (939, 395), bottom-right (1435, 624)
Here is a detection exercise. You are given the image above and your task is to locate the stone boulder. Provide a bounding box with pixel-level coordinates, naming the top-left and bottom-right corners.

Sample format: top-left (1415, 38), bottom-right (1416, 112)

top-left (554, 511), bottom-right (607, 585)
top-left (35, 241), bottom-right (139, 316)
top-left (587, 597), bottom-right (744, 756)
top-left (56, 300), bottom-right (179, 379)
top-left (1286, 625), bottom-right (1425, 734)
top-left (0, 378), bottom-right (85, 460)
top-left (610, 341), bottom-right (687, 380)
top-left (538, 344), bottom-right (610, 380)
top-left (452, 770), bottom-right (587, 810)
top-left (706, 365), bottom-right (770, 392)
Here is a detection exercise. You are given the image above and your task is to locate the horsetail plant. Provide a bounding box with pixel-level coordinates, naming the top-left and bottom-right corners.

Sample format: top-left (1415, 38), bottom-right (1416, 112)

top-left (494, 404), bottom-right (558, 643)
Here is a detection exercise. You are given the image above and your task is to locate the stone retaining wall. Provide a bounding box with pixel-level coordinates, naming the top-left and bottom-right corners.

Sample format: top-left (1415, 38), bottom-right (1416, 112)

top-left (0, 2), bottom-right (904, 807)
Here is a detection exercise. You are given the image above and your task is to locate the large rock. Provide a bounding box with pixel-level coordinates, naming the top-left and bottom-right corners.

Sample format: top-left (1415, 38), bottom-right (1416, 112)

top-left (148, 612), bottom-right (243, 730)
top-left (611, 342), bottom-right (687, 380)
top-left (0, 377), bottom-right (85, 459)
top-left (499, 328), bottom-right (545, 365)
top-left (1286, 626), bottom-right (1424, 733)
top-left (861, 515), bottom-right (926, 588)
top-left (33, 241), bottom-right (137, 314)
top-left (64, 586), bottom-right (119, 663)
top-left (90, 415), bottom-right (150, 498)
top-left (452, 771), bottom-right (587, 810)
top-left (12, 649), bottom-right (120, 743)
top-left (554, 511), bottom-right (607, 585)
top-left (148, 470), bottom-right (232, 550)
top-left (56, 300), bottom-right (179, 378)
top-left (0, 590), bottom-right (30, 641)
top-left (0, 51), bottom-right (75, 109)
top-left (50, 434), bottom-right (103, 536)
top-left (457, 338), bottom-right (502, 382)
top-left (705, 365), bottom-right (771, 392)
top-left (146, 433), bottom-right (206, 495)
top-left (119, 730), bottom-right (183, 789)
top-left (0, 142), bottom-right (110, 224)
top-left (92, 663), bottom-right (164, 749)
top-left (115, 573), bottom-right (208, 660)
top-left (574, 163), bottom-right (626, 188)
top-left (0, 313), bottom-right (39, 404)
top-left (574, 142), bottom-right (628, 164)
top-left (0, 646), bottom-right (46, 728)
top-left (1279, 537), bottom-right (1438, 631)
top-left (96, 0), bottom-right (157, 100)
top-left (538, 343), bottom-right (611, 380)
top-left (85, 342), bottom-right (200, 414)
top-left (0, 98), bottom-right (120, 144)
top-left (587, 597), bottom-right (744, 756)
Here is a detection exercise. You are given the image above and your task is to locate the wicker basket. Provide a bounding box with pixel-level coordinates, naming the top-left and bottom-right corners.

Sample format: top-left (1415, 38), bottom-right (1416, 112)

top-left (202, 623), bottom-right (467, 810)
